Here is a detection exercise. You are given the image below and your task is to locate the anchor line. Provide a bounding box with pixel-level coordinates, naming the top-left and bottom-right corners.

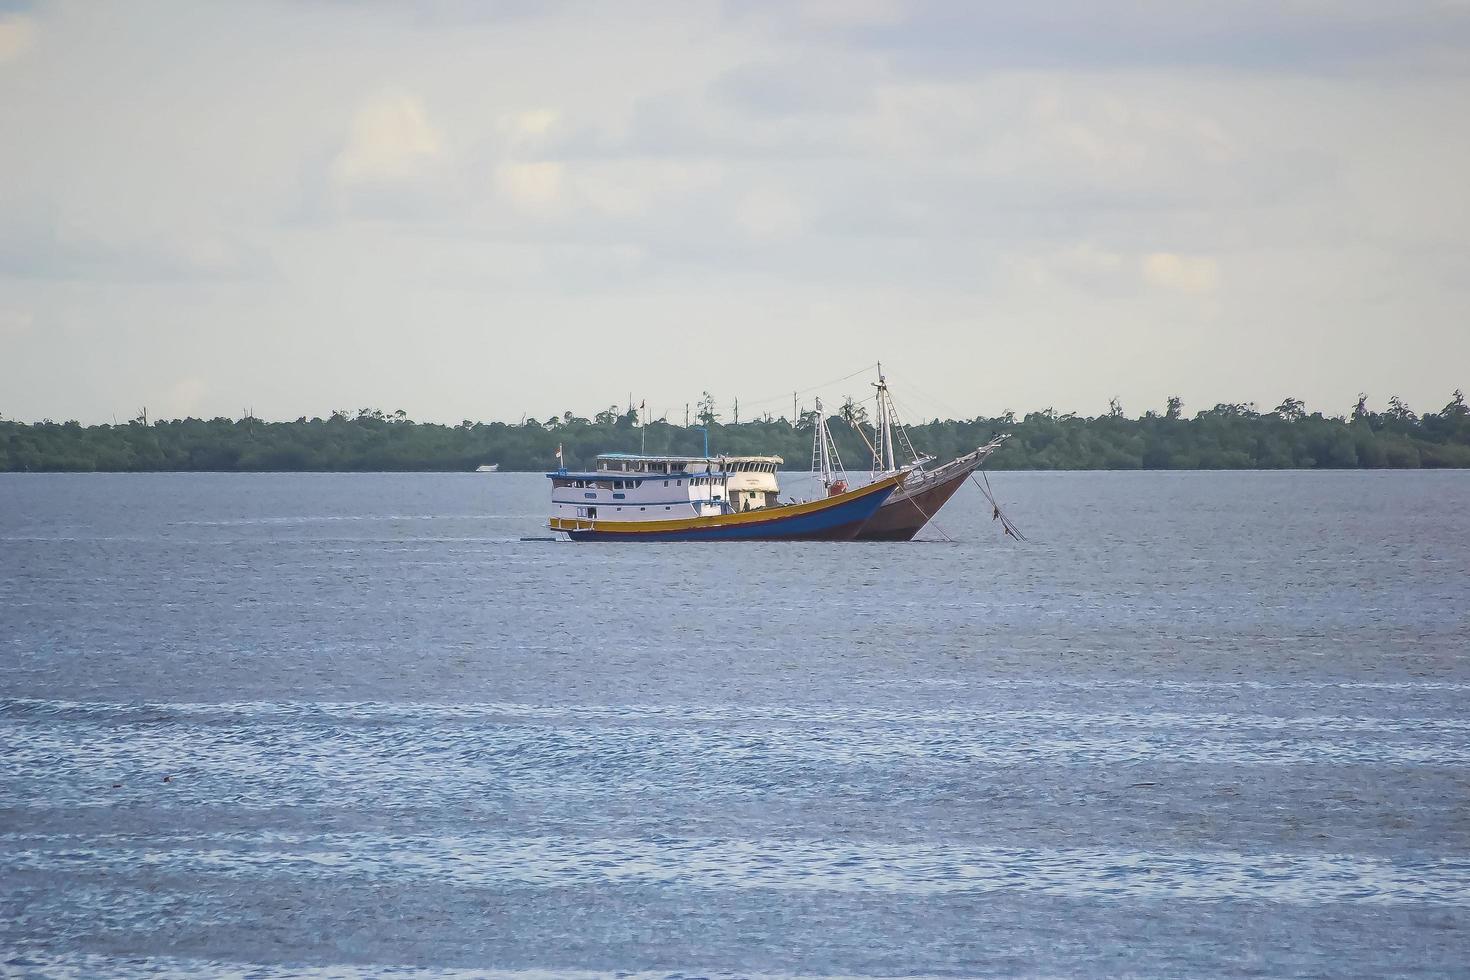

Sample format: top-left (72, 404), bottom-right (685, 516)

top-left (970, 470), bottom-right (1028, 542)
top-left (903, 486), bottom-right (954, 543)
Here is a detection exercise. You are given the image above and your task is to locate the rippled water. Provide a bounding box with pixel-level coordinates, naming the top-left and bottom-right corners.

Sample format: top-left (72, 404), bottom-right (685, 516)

top-left (2, 470), bottom-right (1468, 977)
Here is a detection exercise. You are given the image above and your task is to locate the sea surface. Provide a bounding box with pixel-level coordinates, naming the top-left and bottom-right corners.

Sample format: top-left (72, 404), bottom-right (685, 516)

top-left (2, 469), bottom-right (1468, 978)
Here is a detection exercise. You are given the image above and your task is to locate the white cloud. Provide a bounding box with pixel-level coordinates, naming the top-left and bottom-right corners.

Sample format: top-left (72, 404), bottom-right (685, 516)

top-left (0, 308), bottom-right (34, 338)
top-left (791, 0), bottom-right (907, 29)
top-left (1141, 252), bottom-right (1221, 293)
top-left (0, 14), bottom-right (36, 64)
top-left (733, 188), bottom-right (805, 239)
top-left (1, 1), bottom-right (1467, 423)
top-left (332, 93), bottom-right (445, 185)
top-left (1008, 243), bottom-right (1128, 290)
top-left (499, 108), bottom-right (560, 147)
top-left (495, 161), bottom-right (563, 211)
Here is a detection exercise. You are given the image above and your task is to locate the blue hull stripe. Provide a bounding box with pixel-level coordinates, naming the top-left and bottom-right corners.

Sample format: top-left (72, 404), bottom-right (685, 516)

top-left (566, 483), bottom-right (895, 542)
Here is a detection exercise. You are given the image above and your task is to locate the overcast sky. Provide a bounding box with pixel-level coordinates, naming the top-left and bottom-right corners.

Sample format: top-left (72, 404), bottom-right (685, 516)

top-left (2, 0), bottom-right (1467, 425)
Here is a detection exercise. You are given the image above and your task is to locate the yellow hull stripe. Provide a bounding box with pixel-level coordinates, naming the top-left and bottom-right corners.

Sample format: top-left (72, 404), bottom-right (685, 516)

top-left (549, 472), bottom-right (903, 535)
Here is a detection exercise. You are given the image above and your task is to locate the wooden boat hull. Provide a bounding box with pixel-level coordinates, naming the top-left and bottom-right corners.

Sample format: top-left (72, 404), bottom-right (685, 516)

top-left (854, 437), bottom-right (1007, 541)
top-left (551, 473), bottom-right (902, 542)
top-left (855, 468), bottom-right (971, 541)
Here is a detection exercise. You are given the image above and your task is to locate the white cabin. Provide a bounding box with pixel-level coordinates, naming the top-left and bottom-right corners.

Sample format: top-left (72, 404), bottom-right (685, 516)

top-left (548, 454), bottom-right (729, 524)
top-left (547, 453), bottom-right (786, 524)
top-left (721, 456), bottom-right (783, 511)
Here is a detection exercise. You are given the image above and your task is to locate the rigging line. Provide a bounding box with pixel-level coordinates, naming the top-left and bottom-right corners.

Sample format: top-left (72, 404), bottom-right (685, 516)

top-left (739, 362), bottom-right (880, 410)
top-left (898, 480), bottom-right (954, 543)
top-left (884, 391), bottom-right (937, 467)
top-left (847, 415), bottom-right (878, 461)
top-left (970, 470), bottom-right (1028, 542)
top-left (883, 372), bottom-right (985, 424)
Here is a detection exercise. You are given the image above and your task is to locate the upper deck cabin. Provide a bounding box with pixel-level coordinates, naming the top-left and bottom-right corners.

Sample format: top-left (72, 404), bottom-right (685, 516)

top-left (545, 453), bottom-right (787, 523)
top-left (594, 453), bottom-right (784, 511)
top-left (592, 453), bottom-right (724, 476)
top-left (547, 454), bottom-right (732, 524)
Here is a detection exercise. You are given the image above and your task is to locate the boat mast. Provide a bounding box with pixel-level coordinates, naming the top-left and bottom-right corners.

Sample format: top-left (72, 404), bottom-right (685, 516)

top-left (873, 363), bottom-right (897, 474)
top-left (871, 363), bottom-right (925, 473)
top-left (811, 397), bottom-right (831, 488)
top-left (810, 396), bottom-right (847, 490)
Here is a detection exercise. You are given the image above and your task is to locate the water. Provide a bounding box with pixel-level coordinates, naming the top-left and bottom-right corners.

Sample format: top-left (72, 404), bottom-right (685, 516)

top-left (2, 470), bottom-right (1467, 977)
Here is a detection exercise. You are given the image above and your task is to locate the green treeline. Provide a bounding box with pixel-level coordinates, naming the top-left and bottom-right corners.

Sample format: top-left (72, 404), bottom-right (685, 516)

top-left (3, 392), bottom-right (1468, 472)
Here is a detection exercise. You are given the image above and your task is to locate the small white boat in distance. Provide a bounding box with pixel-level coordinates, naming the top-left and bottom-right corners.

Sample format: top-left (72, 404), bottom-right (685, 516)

top-left (475, 463), bottom-right (500, 473)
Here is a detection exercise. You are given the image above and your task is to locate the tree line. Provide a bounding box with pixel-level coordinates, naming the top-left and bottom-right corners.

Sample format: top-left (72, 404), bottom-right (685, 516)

top-left (2, 391), bottom-right (1468, 473)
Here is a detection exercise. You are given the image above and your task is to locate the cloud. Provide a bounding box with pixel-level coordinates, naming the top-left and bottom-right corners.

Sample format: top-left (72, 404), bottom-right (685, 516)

top-left (0, 307), bottom-right (34, 339)
top-left (711, 58), bottom-right (878, 116)
top-left (733, 187), bottom-right (806, 239)
top-left (1, 1), bottom-right (1466, 423)
top-left (331, 92), bottom-right (445, 185)
top-left (498, 108), bottom-right (560, 148)
top-left (0, 208), bottom-right (268, 282)
top-left (494, 161), bottom-right (563, 211)
top-left (1007, 243), bottom-right (1128, 291)
top-left (0, 13), bottom-right (36, 64)
top-left (778, 2), bottom-right (1470, 81)
top-left (1142, 252), bottom-right (1220, 293)
top-left (787, 0), bottom-right (907, 30)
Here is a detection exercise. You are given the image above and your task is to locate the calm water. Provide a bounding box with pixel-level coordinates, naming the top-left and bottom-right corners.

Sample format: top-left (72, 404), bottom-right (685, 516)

top-left (2, 470), bottom-right (1468, 978)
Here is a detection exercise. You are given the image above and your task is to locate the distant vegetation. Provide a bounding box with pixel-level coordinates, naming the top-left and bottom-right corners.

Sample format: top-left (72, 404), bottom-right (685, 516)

top-left (3, 392), bottom-right (1468, 472)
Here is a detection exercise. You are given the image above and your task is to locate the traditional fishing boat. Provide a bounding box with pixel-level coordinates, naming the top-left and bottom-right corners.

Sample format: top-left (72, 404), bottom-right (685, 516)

top-left (547, 451), bottom-right (904, 542)
top-left (855, 441), bottom-right (1006, 540)
top-left (851, 369), bottom-right (1008, 540)
top-left (795, 369), bottom-right (1007, 541)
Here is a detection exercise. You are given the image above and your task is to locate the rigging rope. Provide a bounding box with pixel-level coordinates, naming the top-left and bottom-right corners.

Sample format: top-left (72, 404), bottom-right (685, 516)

top-left (739, 362), bottom-right (880, 410)
top-left (970, 470), bottom-right (1028, 542)
top-left (900, 483), bottom-right (954, 543)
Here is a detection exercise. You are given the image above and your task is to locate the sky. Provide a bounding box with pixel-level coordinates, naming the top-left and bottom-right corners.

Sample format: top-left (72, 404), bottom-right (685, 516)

top-left (1, 0), bottom-right (1468, 425)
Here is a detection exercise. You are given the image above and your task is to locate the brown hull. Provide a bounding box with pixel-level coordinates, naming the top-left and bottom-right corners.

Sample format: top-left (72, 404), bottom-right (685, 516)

top-left (854, 468), bottom-right (971, 541)
top-left (853, 436), bottom-right (1008, 541)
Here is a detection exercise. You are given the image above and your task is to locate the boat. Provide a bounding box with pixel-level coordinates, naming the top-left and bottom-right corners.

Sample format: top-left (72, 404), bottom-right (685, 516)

top-left (850, 368), bottom-right (1007, 541)
top-left (854, 438), bottom-right (1007, 540)
top-left (547, 452), bottom-right (904, 541)
top-left (475, 463), bottom-right (500, 473)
